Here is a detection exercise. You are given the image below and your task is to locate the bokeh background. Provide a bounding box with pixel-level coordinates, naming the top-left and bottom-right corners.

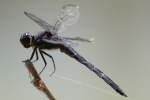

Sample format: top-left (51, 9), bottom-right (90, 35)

top-left (0, 0), bottom-right (150, 100)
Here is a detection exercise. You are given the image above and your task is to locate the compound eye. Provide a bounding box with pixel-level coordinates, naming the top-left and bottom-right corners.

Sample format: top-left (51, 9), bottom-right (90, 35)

top-left (23, 36), bottom-right (30, 44)
top-left (20, 32), bottom-right (32, 48)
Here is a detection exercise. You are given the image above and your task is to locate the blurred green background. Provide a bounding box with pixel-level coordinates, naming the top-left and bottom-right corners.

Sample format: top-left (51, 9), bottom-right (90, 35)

top-left (0, 0), bottom-right (150, 100)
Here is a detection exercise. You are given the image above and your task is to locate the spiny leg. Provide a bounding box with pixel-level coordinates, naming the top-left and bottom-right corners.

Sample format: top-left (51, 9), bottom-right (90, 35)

top-left (30, 47), bottom-right (37, 61)
top-left (40, 50), bottom-right (56, 77)
top-left (32, 48), bottom-right (39, 62)
top-left (39, 49), bottom-right (47, 75)
top-left (29, 47), bottom-right (39, 62)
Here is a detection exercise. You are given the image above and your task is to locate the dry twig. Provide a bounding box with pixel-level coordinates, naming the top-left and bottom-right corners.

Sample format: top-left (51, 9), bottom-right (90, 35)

top-left (23, 59), bottom-right (56, 100)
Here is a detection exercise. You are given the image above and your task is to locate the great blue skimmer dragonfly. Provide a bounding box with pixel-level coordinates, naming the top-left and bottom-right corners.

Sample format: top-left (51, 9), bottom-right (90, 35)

top-left (20, 4), bottom-right (127, 97)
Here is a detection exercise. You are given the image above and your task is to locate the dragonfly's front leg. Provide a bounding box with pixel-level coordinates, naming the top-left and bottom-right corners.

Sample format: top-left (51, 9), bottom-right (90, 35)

top-left (34, 48), bottom-right (39, 62)
top-left (30, 47), bottom-right (39, 62)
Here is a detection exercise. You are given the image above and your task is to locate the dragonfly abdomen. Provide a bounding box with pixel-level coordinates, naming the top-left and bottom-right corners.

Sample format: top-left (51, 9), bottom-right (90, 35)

top-left (60, 44), bottom-right (127, 97)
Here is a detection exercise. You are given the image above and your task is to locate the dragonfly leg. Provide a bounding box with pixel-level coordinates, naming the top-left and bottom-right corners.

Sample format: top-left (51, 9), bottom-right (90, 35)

top-left (39, 49), bottom-right (47, 74)
top-left (40, 50), bottom-right (56, 77)
top-left (32, 48), bottom-right (39, 62)
top-left (30, 47), bottom-right (37, 61)
top-left (29, 47), bottom-right (39, 62)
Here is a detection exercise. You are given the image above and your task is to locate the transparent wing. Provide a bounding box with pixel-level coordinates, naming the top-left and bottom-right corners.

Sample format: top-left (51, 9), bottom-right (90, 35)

top-left (54, 4), bottom-right (80, 33)
top-left (61, 36), bottom-right (94, 47)
top-left (63, 37), bottom-right (94, 43)
top-left (24, 11), bottom-right (54, 33)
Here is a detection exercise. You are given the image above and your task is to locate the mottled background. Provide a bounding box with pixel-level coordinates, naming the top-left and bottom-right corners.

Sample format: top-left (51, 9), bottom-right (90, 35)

top-left (0, 0), bottom-right (150, 100)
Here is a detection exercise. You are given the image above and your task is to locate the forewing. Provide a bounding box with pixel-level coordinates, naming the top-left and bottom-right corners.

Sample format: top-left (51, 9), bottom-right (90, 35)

top-left (62, 37), bottom-right (94, 43)
top-left (54, 4), bottom-right (80, 33)
top-left (24, 11), bottom-right (54, 33)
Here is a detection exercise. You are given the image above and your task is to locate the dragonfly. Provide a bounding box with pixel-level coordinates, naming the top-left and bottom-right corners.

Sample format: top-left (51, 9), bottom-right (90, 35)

top-left (20, 4), bottom-right (127, 97)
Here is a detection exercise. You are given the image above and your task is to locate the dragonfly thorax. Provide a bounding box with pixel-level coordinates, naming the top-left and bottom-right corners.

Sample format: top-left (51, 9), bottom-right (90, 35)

top-left (20, 32), bottom-right (34, 48)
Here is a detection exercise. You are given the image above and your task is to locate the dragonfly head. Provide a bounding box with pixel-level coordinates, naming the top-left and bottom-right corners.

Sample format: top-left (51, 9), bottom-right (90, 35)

top-left (20, 32), bottom-right (33, 48)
